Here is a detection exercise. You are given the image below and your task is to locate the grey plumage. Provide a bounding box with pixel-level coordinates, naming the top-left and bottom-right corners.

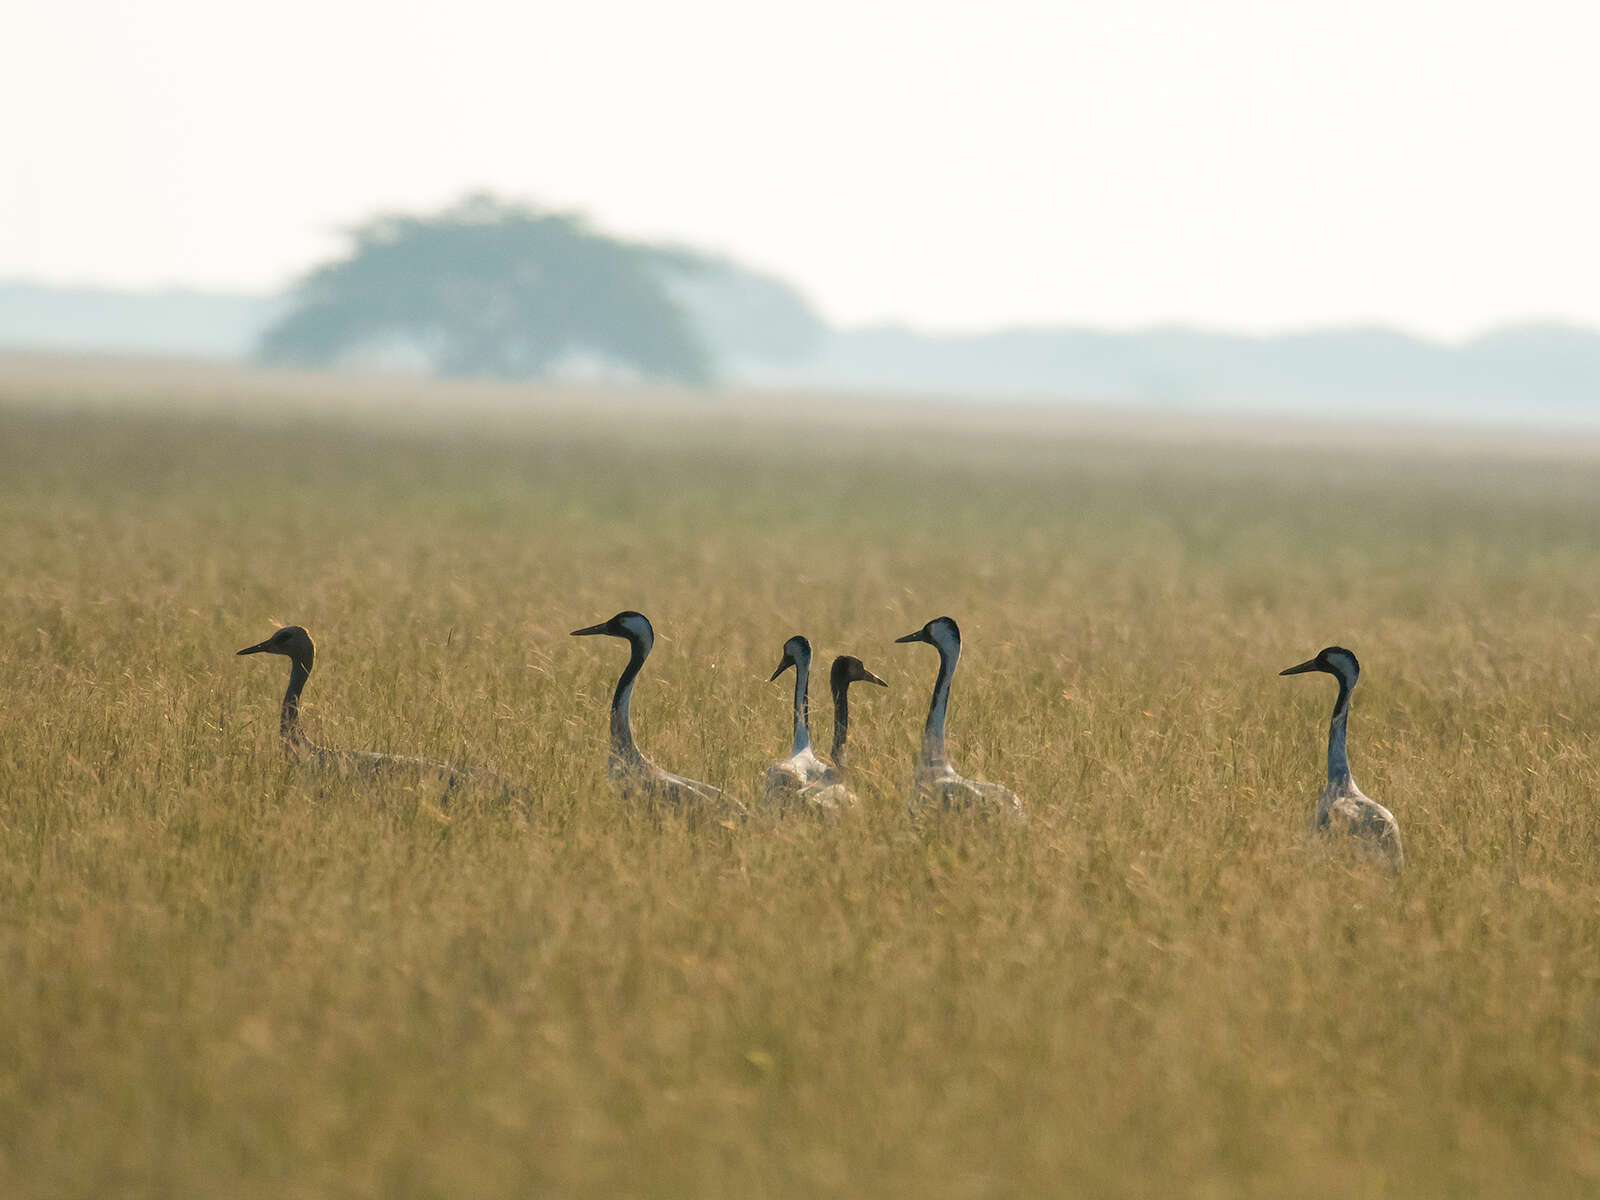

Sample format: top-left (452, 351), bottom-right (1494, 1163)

top-left (237, 626), bottom-right (509, 803)
top-left (1281, 646), bottom-right (1404, 869)
top-left (796, 654), bottom-right (888, 812)
top-left (896, 616), bottom-right (1024, 820)
top-left (763, 635), bottom-right (830, 806)
top-left (572, 611), bottom-right (740, 817)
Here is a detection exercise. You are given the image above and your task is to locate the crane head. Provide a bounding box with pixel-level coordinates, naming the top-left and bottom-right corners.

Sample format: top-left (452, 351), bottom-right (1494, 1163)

top-left (769, 634), bottom-right (812, 681)
top-left (1280, 645), bottom-right (1360, 686)
top-left (831, 655), bottom-right (887, 691)
top-left (895, 615), bottom-right (961, 655)
top-left (571, 610), bottom-right (655, 651)
top-left (237, 625), bottom-right (316, 673)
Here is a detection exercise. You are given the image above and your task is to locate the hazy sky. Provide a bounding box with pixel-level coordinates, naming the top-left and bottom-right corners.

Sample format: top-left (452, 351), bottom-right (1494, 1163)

top-left (5, 1), bottom-right (1595, 337)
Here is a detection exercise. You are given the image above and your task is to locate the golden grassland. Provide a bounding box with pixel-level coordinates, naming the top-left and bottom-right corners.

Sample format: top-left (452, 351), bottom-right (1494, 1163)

top-left (2, 354), bottom-right (1600, 1197)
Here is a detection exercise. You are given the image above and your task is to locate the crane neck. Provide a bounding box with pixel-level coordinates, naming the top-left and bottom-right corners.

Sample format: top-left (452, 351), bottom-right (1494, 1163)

top-left (921, 639), bottom-right (958, 767)
top-left (281, 655), bottom-right (312, 748)
top-left (790, 650), bottom-right (812, 756)
top-left (829, 675), bottom-right (851, 766)
top-left (610, 635), bottom-right (648, 767)
top-left (1326, 674), bottom-right (1354, 785)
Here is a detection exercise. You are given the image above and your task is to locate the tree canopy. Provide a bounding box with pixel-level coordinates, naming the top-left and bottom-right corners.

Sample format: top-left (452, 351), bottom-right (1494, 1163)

top-left (260, 194), bottom-right (719, 383)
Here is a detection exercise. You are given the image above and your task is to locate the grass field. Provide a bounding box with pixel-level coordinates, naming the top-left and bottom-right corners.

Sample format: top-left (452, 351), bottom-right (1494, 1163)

top-left (3, 354), bottom-right (1600, 1197)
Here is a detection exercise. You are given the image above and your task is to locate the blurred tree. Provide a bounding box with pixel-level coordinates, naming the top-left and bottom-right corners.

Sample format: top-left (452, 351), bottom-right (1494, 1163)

top-left (659, 251), bottom-right (826, 366)
top-left (259, 193), bottom-right (715, 383)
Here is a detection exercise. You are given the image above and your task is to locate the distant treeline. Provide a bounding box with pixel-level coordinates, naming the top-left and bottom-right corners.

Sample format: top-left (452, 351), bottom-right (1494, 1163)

top-left (3, 280), bottom-right (1598, 422)
top-left (763, 321), bottom-right (1600, 420)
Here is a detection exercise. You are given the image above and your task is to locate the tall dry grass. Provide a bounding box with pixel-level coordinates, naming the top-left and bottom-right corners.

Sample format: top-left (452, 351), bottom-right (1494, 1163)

top-left (2, 357), bottom-right (1599, 1196)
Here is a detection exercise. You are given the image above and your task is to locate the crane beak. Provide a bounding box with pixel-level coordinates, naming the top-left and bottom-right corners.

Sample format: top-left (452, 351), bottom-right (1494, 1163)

top-left (237, 639), bottom-right (272, 656)
top-left (1279, 657), bottom-right (1321, 676)
top-left (769, 653), bottom-right (795, 682)
top-left (571, 622), bottom-right (609, 637)
top-left (862, 669), bottom-right (888, 687)
top-left (895, 629), bottom-right (930, 645)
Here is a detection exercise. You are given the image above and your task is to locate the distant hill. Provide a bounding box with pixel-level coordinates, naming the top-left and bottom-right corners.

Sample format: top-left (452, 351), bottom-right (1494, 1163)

top-left (0, 267), bottom-right (824, 378)
top-left (751, 322), bottom-right (1600, 422)
top-left (0, 284), bottom-right (284, 358)
top-left (2, 281), bottom-right (1597, 423)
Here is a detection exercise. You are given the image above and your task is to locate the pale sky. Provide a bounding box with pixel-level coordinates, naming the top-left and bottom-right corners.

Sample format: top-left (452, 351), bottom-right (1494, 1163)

top-left (4, 1), bottom-right (1595, 338)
